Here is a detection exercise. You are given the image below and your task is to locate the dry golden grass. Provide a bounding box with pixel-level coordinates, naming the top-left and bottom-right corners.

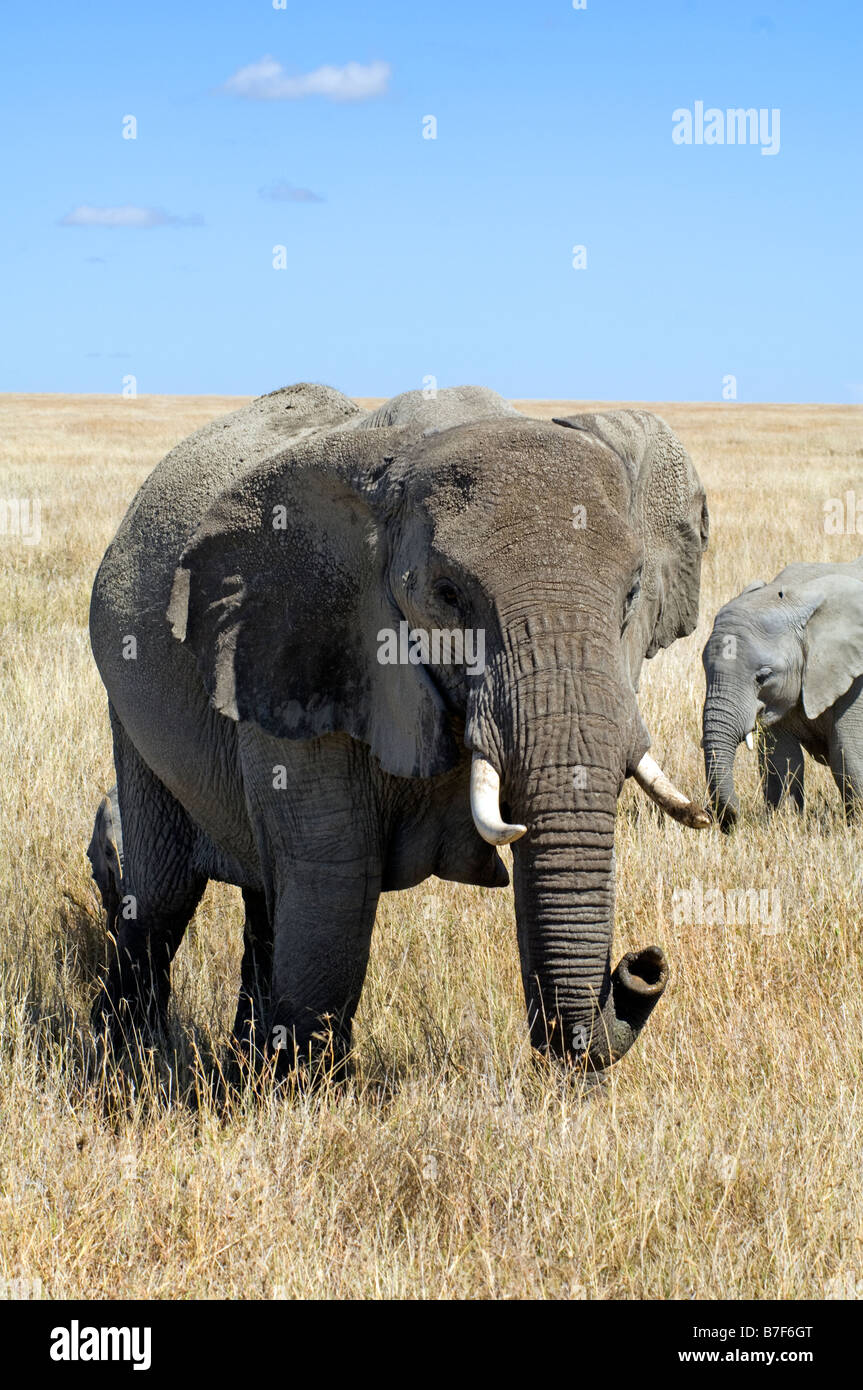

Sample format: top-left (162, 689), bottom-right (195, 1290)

top-left (1, 391), bottom-right (862, 1300)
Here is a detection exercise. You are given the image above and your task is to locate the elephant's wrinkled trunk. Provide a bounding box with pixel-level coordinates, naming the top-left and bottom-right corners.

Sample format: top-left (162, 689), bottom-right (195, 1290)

top-left (703, 680), bottom-right (751, 830)
top-left (704, 735), bottom-right (740, 830)
top-left (508, 783), bottom-right (667, 1069)
top-left (471, 641), bottom-right (669, 1070)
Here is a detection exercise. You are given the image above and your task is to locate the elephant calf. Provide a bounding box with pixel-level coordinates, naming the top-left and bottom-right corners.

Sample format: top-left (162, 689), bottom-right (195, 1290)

top-left (702, 558), bottom-right (863, 827)
top-left (86, 787), bottom-right (124, 933)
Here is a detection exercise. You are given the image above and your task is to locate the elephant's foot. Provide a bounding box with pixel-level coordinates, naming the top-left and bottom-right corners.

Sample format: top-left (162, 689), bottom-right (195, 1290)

top-left (267, 1017), bottom-right (355, 1091)
top-left (225, 1012), bottom-right (354, 1093)
top-left (91, 951), bottom-right (170, 1054)
top-left (226, 994), bottom-right (270, 1085)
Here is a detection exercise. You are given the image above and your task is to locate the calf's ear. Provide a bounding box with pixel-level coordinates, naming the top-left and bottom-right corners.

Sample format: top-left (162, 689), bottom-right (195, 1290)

top-left (800, 575), bottom-right (863, 719)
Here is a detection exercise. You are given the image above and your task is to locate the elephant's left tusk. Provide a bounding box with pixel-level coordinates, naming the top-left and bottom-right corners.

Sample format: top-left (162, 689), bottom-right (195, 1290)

top-left (470, 754), bottom-right (527, 845)
top-left (745, 731), bottom-right (755, 752)
top-left (631, 753), bottom-right (711, 829)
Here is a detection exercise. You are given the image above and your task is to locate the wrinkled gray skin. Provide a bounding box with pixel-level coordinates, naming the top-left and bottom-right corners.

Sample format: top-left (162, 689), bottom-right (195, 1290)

top-left (89, 382), bottom-right (708, 1073)
top-left (703, 559), bottom-right (863, 829)
top-left (87, 787), bottom-right (124, 933)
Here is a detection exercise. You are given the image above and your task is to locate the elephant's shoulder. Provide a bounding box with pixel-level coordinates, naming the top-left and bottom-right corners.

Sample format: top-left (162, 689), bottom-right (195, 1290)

top-left (163, 382), bottom-right (361, 479)
top-left (104, 385), bottom-right (360, 575)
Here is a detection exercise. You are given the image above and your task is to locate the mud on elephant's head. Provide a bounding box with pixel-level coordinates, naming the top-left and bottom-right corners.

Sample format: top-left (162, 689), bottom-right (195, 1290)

top-left (169, 393), bottom-right (710, 1069)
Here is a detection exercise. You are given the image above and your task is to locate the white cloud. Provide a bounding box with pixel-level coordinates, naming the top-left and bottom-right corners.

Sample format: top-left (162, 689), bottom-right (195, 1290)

top-left (223, 56), bottom-right (391, 102)
top-left (60, 205), bottom-right (202, 228)
top-left (259, 181), bottom-right (325, 203)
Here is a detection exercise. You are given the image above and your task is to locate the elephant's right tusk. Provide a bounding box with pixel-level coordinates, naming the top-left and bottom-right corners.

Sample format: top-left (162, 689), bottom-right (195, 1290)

top-left (745, 731), bottom-right (755, 752)
top-left (470, 754), bottom-right (527, 845)
top-left (631, 753), bottom-right (711, 829)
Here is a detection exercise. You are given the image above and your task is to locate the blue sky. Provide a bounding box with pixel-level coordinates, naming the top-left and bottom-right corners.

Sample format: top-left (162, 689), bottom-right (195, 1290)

top-left (2, 0), bottom-right (861, 401)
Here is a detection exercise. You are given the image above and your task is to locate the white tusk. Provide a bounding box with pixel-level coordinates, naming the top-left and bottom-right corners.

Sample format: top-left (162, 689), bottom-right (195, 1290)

top-left (631, 752), bottom-right (711, 830)
top-left (470, 754), bottom-right (527, 846)
top-left (745, 731), bottom-right (755, 752)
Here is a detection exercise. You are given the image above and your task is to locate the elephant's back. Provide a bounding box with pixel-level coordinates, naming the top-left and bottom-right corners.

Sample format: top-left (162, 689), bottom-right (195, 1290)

top-left (355, 384), bottom-right (521, 434)
top-left (92, 383), bottom-right (362, 632)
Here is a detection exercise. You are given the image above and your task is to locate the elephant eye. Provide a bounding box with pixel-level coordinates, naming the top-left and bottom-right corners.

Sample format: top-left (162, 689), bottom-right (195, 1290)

top-left (755, 667), bottom-right (773, 685)
top-left (434, 579), bottom-right (462, 608)
top-left (622, 575), bottom-right (641, 626)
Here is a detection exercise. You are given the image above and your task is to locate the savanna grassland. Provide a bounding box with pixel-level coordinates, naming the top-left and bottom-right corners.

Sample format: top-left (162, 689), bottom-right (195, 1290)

top-left (1, 392), bottom-right (861, 1300)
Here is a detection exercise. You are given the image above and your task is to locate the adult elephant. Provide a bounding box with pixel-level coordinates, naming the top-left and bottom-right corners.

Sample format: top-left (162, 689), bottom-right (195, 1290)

top-left (702, 559), bottom-right (863, 828)
top-left (90, 382), bottom-right (710, 1074)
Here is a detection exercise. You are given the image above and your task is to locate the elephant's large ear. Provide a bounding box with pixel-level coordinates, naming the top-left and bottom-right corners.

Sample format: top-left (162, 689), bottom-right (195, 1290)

top-left (166, 430), bottom-right (458, 778)
top-left (800, 574), bottom-right (863, 720)
top-left (552, 411), bottom-right (708, 679)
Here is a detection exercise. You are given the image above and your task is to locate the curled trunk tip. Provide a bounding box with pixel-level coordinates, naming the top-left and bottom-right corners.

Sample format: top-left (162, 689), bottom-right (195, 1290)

top-left (588, 945), bottom-right (670, 1070)
top-left (533, 945), bottom-right (670, 1071)
top-left (615, 945), bottom-right (668, 1004)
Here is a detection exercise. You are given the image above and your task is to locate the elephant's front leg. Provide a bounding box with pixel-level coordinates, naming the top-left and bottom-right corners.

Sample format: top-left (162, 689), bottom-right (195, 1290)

top-left (240, 729), bottom-right (385, 1081)
top-left (829, 675), bottom-right (863, 818)
top-left (268, 860), bottom-right (380, 1080)
top-left (758, 726), bottom-right (805, 813)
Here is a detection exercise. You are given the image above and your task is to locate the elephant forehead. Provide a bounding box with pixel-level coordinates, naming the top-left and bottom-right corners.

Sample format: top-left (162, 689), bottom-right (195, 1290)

top-left (705, 622), bottom-right (762, 664)
top-left (708, 601), bottom-right (797, 662)
top-left (726, 588), bottom-right (807, 632)
top-left (397, 420), bottom-right (629, 528)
